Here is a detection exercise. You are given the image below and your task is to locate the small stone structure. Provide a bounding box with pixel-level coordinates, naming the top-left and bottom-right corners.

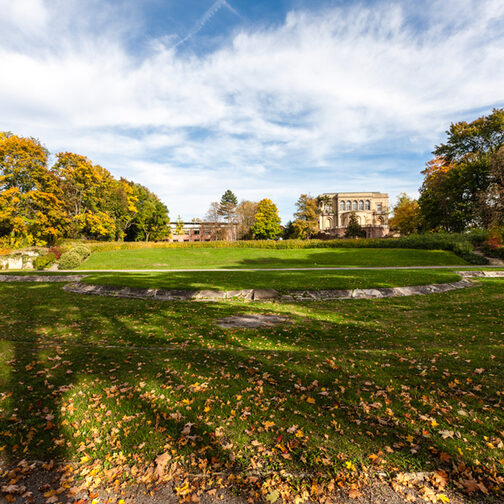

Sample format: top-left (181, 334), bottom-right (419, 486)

top-left (0, 251), bottom-right (38, 270)
top-left (216, 314), bottom-right (290, 328)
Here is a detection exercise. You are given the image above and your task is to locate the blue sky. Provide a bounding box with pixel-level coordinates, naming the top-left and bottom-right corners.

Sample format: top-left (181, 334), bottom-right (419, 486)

top-left (1, 0), bottom-right (503, 222)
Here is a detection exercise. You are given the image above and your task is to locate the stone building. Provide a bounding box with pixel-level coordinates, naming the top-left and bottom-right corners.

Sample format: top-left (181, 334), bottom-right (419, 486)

top-left (318, 192), bottom-right (389, 238)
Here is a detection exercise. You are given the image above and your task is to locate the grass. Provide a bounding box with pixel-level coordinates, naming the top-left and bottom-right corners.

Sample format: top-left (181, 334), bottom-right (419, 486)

top-left (82, 269), bottom-right (463, 292)
top-left (0, 276), bottom-right (503, 501)
top-left (79, 247), bottom-right (467, 270)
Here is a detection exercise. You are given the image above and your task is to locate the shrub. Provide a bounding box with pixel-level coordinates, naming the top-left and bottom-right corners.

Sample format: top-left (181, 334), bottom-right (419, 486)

top-left (33, 252), bottom-right (57, 270)
top-left (48, 246), bottom-right (64, 259)
top-left (72, 244), bottom-right (91, 261)
top-left (59, 251), bottom-right (83, 270)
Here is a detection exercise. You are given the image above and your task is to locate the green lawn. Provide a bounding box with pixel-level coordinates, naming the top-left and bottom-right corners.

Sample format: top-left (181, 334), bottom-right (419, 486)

top-left (1, 277), bottom-right (503, 501)
top-left (78, 247), bottom-right (467, 270)
top-left (83, 269), bottom-right (462, 292)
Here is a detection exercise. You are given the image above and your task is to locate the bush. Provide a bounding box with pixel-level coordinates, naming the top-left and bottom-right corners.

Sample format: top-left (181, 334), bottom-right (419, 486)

top-left (451, 242), bottom-right (489, 265)
top-left (33, 252), bottom-right (57, 270)
top-left (48, 246), bottom-right (64, 259)
top-left (57, 233), bottom-right (490, 263)
top-left (58, 251), bottom-right (83, 270)
top-left (72, 244), bottom-right (91, 260)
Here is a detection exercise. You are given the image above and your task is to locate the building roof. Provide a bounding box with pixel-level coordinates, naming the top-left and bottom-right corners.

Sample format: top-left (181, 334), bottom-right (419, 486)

top-left (320, 192), bottom-right (388, 197)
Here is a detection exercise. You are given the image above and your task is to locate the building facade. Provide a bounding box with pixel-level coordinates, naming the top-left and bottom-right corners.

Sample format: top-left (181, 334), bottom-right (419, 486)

top-left (318, 192), bottom-right (389, 238)
top-left (169, 222), bottom-right (236, 242)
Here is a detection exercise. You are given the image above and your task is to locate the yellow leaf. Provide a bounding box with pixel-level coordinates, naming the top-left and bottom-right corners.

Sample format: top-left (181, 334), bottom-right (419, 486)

top-left (437, 494), bottom-right (450, 503)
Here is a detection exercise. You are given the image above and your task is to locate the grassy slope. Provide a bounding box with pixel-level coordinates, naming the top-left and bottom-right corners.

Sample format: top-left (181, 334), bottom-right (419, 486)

top-left (83, 269), bottom-right (462, 292)
top-left (0, 279), bottom-right (503, 498)
top-left (79, 247), bottom-right (467, 270)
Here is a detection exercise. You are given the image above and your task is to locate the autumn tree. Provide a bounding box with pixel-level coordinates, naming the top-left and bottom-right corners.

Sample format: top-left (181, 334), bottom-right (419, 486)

top-left (389, 193), bottom-right (422, 235)
top-left (292, 194), bottom-right (320, 239)
top-left (236, 200), bottom-right (258, 239)
top-left (0, 133), bottom-right (68, 245)
top-left (250, 199), bottom-right (281, 239)
top-left (174, 215), bottom-right (185, 235)
top-left (345, 212), bottom-right (366, 238)
top-left (1, 132), bottom-right (170, 245)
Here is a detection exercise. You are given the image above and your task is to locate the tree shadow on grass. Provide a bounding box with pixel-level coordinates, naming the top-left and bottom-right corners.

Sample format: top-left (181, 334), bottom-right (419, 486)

top-left (0, 282), bottom-right (502, 502)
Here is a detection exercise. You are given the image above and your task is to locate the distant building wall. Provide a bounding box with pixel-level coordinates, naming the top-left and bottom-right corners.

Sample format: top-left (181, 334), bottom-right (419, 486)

top-left (169, 222), bottom-right (237, 242)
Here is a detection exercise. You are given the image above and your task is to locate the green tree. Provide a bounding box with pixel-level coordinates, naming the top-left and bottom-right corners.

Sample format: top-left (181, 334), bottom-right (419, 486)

top-left (127, 184), bottom-right (170, 241)
top-left (250, 198), bottom-right (281, 239)
top-left (219, 190), bottom-right (238, 221)
top-left (420, 108), bottom-right (504, 231)
top-left (292, 194), bottom-right (319, 239)
top-left (282, 220), bottom-right (295, 239)
top-left (389, 193), bottom-right (422, 235)
top-left (477, 146), bottom-right (504, 228)
top-left (344, 212), bottom-right (366, 238)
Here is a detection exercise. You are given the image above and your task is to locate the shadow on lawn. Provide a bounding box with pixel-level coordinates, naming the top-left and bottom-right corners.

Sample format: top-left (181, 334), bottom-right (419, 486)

top-left (0, 282), bottom-right (500, 501)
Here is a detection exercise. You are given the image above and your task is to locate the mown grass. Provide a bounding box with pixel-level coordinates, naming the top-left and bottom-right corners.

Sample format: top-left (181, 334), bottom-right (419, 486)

top-left (79, 247), bottom-right (467, 270)
top-left (83, 269), bottom-right (462, 292)
top-left (0, 277), bottom-right (503, 500)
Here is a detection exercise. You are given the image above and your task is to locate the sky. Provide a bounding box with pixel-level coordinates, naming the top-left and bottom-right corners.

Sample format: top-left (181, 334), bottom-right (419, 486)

top-left (1, 0), bottom-right (503, 222)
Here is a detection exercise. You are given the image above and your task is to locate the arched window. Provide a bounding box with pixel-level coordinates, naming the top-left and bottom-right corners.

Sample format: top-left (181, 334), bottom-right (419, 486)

top-left (377, 203), bottom-right (382, 212)
top-left (346, 201), bottom-right (351, 210)
top-left (352, 200), bottom-right (358, 211)
top-left (340, 201), bottom-right (345, 211)
top-left (359, 200), bottom-right (364, 210)
top-left (365, 200), bottom-right (370, 210)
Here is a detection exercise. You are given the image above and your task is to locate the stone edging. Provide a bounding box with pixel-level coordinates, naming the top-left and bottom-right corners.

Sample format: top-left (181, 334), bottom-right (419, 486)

top-left (0, 275), bottom-right (87, 282)
top-left (456, 270), bottom-right (504, 278)
top-left (2, 271), bottom-right (499, 301)
top-left (61, 278), bottom-right (479, 302)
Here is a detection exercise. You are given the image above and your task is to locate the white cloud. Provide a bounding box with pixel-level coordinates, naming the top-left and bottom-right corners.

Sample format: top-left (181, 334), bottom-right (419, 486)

top-left (0, 0), bottom-right (48, 33)
top-left (0, 0), bottom-right (503, 221)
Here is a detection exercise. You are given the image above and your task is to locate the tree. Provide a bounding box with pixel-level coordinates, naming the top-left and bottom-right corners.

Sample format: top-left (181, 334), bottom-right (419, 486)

top-left (52, 152), bottom-right (118, 239)
top-left (236, 200), bottom-right (258, 239)
top-left (477, 146), bottom-right (504, 227)
top-left (127, 183), bottom-right (170, 241)
top-left (1, 132), bottom-right (170, 244)
top-left (434, 108), bottom-right (504, 163)
top-left (419, 108), bottom-right (504, 231)
top-left (202, 202), bottom-right (226, 240)
top-left (282, 220), bottom-right (295, 239)
top-left (174, 215), bottom-right (185, 235)
top-left (389, 193), bottom-right (422, 235)
top-left (218, 190), bottom-right (238, 222)
top-left (292, 194), bottom-right (319, 239)
top-left (250, 199), bottom-right (281, 239)
top-left (345, 212), bottom-right (366, 238)
top-left (0, 134), bottom-right (68, 245)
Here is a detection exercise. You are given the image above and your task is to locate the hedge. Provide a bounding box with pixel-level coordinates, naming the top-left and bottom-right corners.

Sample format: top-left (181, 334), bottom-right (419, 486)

top-left (58, 233), bottom-right (489, 264)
